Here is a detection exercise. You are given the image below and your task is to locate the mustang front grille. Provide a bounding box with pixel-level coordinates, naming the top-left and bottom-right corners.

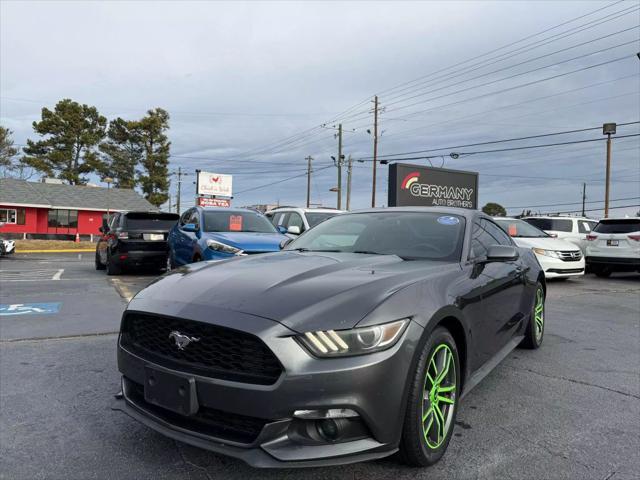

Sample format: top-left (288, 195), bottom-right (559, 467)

top-left (120, 312), bottom-right (282, 385)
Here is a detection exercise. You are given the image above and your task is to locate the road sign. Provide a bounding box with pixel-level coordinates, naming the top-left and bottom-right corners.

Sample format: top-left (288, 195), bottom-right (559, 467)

top-left (196, 171), bottom-right (233, 197)
top-left (197, 197), bottom-right (231, 207)
top-left (0, 302), bottom-right (62, 316)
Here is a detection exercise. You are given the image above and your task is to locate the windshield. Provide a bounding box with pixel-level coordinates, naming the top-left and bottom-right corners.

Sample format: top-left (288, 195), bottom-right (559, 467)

top-left (495, 218), bottom-right (548, 238)
top-left (286, 211), bottom-right (465, 261)
top-left (524, 217), bottom-right (572, 232)
top-left (306, 212), bottom-right (339, 228)
top-left (124, 213), bottom-right (179, 230)
top-left (203, 210), bottom-right (277, 233)
top-left (593, 219), bottom-right (640, 234)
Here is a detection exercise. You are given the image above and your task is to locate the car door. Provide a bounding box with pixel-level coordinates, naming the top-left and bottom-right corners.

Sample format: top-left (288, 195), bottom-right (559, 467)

top-left (469, 219), bottom-right (526, 364)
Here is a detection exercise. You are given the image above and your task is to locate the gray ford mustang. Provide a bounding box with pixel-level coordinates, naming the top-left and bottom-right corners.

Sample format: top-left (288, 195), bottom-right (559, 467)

top-left (116, 207), bottom-right (545, 468)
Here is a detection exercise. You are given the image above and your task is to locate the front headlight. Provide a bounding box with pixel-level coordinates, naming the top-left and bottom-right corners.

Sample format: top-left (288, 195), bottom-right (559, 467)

top-left (206, 239), bottom-right (244, 255)
top-left (532, 247), bottom-right (561, 259)
top-left (297, 319), bottom-right (409, 358)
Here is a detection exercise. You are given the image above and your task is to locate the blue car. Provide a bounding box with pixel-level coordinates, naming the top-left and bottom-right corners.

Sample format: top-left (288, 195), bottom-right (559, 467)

top-left (167, 207), bottom-right (288, 267)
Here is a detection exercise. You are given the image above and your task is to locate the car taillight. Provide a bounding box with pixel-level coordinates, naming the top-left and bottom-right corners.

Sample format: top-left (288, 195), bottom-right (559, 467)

top-left (117, 232), bottom-right (129, 239)
top-left (586, 235), bottom-right (598, 241)
top-left (628, 234), bottom-right (640, 241)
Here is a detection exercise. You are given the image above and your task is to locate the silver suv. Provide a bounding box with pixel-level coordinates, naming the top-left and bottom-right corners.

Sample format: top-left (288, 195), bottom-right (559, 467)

top-left (265, 207), bottom-right (343, 236)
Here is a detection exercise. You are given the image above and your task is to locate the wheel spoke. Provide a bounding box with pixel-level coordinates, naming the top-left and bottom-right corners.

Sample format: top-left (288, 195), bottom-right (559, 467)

top-left (437, 395), bottom-right (454, 405)
top-left (438, 384), bottom-right (455, 393)
top-left (434, 404), bottom-right (445, 441)
top-left (435, 349), bottom-right (452, 384)
top-left (422, 406), bottom-right (433, 423)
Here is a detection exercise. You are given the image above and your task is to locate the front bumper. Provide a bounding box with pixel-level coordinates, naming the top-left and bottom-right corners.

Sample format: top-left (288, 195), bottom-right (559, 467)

top-left (116, 302), bottom-right (423, 467)
top-left (534, 253), bottom-right (585, 278)
top-left (586, 256), bottom-right (640, 271)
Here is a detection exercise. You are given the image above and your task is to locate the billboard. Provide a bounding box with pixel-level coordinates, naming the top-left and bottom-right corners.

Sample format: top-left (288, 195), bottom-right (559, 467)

top-left (197, 197), bottom-right (231, 208)
top-left (388, 164), bottom-right (478, 209)
top-left (196, 171), bottom-right (233, 197)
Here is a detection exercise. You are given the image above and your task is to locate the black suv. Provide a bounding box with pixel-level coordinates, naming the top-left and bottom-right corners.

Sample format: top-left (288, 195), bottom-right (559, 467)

top-left (95, 211), bottom-right (179, 275)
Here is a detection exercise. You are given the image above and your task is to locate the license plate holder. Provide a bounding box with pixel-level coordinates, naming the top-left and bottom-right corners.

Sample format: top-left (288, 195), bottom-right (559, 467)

top-left (144, 366), bottom-right (199, 416)
top-left (607, 239), bottom-right (619, 246)
top-left (144, 233), bottom-right (164, 241)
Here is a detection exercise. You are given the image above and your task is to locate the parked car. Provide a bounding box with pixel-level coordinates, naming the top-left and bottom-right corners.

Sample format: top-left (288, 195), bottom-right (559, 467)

top-left (523, 215), bottom-right (597, 253)
top-left (95, 211), bottom-right (179, 275)
top-left (494, 217), bottom-right (584, 279)
top-left (585, 218), bottom-right (640, 277)
top-left (116, 207), bottom-right (545, 468)
top-left (1, 239), bottom-right (15, 256)
top-left (265, 207), bottom-right (343, 236)
top-left (167, 207), bottom-right (287, 267)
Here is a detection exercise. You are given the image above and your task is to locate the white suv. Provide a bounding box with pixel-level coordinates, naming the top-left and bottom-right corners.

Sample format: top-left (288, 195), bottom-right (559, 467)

top-left (523, 216), bottom-right (598, 253)
top-left (585, 218), bottom-right (640, 277)
top-left (265, 207), bottom-right (344, 237)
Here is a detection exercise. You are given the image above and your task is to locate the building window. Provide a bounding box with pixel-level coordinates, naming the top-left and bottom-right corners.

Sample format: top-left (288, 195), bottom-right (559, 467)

top-left (48, 209), bottom-right (79, 229)
top-left (0, 208), bottom-right (17, 224)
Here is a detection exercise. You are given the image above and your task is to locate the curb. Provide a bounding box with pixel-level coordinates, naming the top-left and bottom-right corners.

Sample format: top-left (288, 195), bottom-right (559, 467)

top-left (15, 249), bottom-right (95, 254)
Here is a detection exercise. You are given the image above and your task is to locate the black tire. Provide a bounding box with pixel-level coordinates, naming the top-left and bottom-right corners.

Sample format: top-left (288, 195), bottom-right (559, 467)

top-left (520, 282), bottom-right (545, 349)
top-left (192, 254), bottom-right (202, 263)
top-left (106, 253), bottom-right (122, 276)
top-left (594, 267), bottom-right (612, 278)
top-left (95, 250), bottom-right (105, 270)
top-left (399, 327), bottom-right (460, 467)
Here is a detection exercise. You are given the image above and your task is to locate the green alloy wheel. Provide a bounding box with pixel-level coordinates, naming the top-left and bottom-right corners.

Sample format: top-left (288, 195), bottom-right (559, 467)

top-left (422, 344), bottom-right (457, 449)
top-left (399, 327), bottom-right (459, 466)
top-left (534, 287), bottom-right (544, 342)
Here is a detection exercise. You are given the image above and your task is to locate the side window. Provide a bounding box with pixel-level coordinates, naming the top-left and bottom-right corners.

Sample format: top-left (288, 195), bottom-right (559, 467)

top-left (278, 213), bottom-right (290, 227)
top-left (288, 212), bottom-right (305, 231)
top-left (108, 213), bottom-right (119, 230)
top-left (482, 219), bottom-right (513, 246)
top-left (470, 222), bottom-right (491, 259)
top-left (578, 221), bottom-right (591, 234)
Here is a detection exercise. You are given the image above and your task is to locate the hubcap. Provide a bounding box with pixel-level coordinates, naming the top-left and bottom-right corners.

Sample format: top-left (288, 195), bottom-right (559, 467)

top-left (534, 288), bottom-right (544, 341)
top-left (421, 344), bottom-right (456, 449)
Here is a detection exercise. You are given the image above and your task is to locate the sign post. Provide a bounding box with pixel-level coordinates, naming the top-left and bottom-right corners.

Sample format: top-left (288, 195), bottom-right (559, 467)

top-left (388, 164), bottom-right (478, 209)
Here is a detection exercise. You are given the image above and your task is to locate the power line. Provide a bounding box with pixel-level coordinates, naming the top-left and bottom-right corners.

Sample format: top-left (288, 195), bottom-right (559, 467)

top-left (539, 203), bottom-right (639, 215)
top-left (234, 165), bottom-right (334, 196)
top-left (505, 196), bottom-right (640, 210)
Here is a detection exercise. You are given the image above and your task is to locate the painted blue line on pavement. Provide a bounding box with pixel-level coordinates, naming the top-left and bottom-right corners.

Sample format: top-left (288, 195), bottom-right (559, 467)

top-left (0, 302), bottom-right (62, 316)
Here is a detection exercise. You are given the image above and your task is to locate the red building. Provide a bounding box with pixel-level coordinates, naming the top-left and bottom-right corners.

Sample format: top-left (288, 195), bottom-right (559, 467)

top-left (0, 178), bottom-right (155, 240)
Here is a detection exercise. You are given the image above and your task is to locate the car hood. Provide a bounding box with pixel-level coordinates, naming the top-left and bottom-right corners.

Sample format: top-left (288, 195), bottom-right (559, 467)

top-left (512, 236), bottom-right (580, 251)
top-left (132, 251), bottom-right (459, 332)
top-left (202, 231), bottom-right (286, 252)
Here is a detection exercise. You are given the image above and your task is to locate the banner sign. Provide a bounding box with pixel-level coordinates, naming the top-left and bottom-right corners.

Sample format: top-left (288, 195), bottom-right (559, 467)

top-left (388, 164), bottom-right (478, 209)
top-left (197, 171), bottom-right (233, 197)
top-left (197, 197), bottom-right (231, 208)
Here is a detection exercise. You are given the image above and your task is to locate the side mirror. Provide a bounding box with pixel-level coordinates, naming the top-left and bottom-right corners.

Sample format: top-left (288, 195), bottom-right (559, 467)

top-left (98, 226), bottom-right (104, 233)
top-left (279, 238), bottom-right (293, 249)
top-left (182, 223), bottom-right (198, 233)
top-left (486, 245), bottom-right (519, 262)
top-left (277, 225), bottom-right (288, 234)
top-left (287, 225), bottom-right (301, 235)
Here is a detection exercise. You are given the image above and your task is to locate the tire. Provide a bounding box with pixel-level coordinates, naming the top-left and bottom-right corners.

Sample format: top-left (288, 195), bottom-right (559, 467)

top-left (106, 253), bottom-right (122, 276)
top-left (520, 282), bottom-right (545, 349)
top-left (95, 250), bottom-right (105, 270)
top-left (192, 254), bottom-right (202, 263)
top-left (594, 267), bottom-right (612, 278)
top-left (399, 327), bottom-right (460, 467)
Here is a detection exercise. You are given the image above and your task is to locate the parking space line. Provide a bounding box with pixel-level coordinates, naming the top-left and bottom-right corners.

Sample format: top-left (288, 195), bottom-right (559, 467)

top-left (52, 269), bottom-right (64, 280)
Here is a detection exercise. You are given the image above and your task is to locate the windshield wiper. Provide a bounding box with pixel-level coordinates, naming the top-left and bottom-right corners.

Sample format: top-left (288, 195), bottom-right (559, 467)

top-left (290, 248), bottom-right (341, 252)
top-left (353, 250), bottom-right (387, 255)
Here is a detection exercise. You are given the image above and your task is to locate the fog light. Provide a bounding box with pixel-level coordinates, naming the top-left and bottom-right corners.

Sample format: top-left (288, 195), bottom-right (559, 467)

top-left (316, 418), bottom-right (343, 442)
top-left (293, 408), bottom-right (359, 420)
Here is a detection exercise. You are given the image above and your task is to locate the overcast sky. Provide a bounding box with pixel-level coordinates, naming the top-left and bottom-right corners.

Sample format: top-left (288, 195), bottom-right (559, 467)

top-left (1, 0), bottom-right (639, 217)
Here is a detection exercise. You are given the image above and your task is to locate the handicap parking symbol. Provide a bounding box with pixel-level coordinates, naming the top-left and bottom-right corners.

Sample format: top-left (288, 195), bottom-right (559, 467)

top-left (0, 303), bottom-right (62, 316)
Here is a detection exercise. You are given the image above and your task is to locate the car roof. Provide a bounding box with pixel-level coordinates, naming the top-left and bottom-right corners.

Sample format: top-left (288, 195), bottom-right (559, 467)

top-left (350, 206), bottom-right (488, 221)
top-left (523, 215), bottom-right (595, 221)
top-left (197, 207), bottom-right (266, 214)
top-left (266, 207), bottom-right (344, 213)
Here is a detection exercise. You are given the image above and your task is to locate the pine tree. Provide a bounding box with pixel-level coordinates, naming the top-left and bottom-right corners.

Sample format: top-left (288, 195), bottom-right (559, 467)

top-left (0, 126), bottom-right (18, 176)
top-left (137, 108), bottom-right (171, 207)
top-left (99, 118), bottom-right (143, 189)
top-left (21, 99), bottom-right (107, 185)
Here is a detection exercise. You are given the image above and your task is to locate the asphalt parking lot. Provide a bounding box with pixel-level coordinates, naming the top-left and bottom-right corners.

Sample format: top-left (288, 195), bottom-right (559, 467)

top-left (1, 252), bottom-right (639, 480)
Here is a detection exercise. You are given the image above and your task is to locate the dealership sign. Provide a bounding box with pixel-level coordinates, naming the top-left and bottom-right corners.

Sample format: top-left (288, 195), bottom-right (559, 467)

top-left (196, 171), bottom-right (233, 197)
top-left (388, 164), bottom-right (478, 209)
top-left (197, 197), bottom-right (231, 207)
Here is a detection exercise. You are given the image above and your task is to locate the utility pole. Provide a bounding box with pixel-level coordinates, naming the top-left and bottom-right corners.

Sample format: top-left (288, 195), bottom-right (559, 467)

top-left (603, 123), bottom-right (616, 218)
top-left (581, 183), bottom-right (586, 217)
top-left (346, 155), bottom-right (353, 211)
top-left (337, 123), bottom-right (343, 210)
top-left (305, 156), bottom-right (313, 208)
top-left (176, 166), bottom-right (182, 215)
top-left (372, 95), bottom-right (379, 208)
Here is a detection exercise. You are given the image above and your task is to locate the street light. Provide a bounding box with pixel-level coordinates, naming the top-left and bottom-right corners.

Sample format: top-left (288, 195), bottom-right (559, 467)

top-left (602, 123), bottom-right (616, 218)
